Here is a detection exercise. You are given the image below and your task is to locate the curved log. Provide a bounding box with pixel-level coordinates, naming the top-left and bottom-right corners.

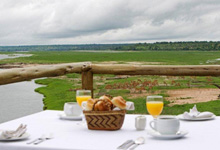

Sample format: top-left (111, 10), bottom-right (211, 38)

top-left (0, 62), bottom-right (91, 85)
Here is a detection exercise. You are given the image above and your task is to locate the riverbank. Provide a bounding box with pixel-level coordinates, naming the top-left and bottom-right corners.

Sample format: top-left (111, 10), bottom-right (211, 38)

top-left (0, 54), bottom-right (44, 123)
top-left (0, 79), bottom-right (44, 123)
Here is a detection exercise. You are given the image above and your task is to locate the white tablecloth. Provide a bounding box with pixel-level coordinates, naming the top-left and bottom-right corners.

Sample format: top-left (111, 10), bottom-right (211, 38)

top-left (0, 110), bottom-right (219, 150)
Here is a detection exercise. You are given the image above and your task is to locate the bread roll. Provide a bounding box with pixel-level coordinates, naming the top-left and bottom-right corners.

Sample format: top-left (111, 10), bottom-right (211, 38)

top-left (117, 96), bottom-right (126, 103)
top-left (102, 94), bottom-right (112, 99)
top-left (112, 96), bottom-right (126, 110)
top-left (99, 95), bottom-right (111, 101)
top-left (93, 99), bottom-right (112, 111)
top-left (85, 98), bottom-right (98, 111)
top-left (99, 95), bottom-right (113, 109)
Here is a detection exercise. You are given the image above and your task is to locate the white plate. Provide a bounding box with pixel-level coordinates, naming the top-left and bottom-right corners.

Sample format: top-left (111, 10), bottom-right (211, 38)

top-left (177, 114), bottom-right (216, 121)
top-left (147, 129), bottom-right (188, 140)
top-left (58, 113), bottom-right (82, 120)
top-left (0, 133), bottom-right (30, 141)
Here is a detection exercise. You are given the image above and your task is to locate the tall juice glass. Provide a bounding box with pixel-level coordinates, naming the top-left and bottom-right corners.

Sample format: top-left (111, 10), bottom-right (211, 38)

top-left (76, 90), bottom-right (92, 107)
top-left (146, 95), bottom-right (163, 119)
top-left (76, 90), bottom-right (91, 125)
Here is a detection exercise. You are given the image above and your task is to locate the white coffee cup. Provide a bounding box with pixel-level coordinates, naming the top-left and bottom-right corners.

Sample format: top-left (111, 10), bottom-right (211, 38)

top-left (64, 102), bottom-right (82, 116)
top-left (135, 116), bottom-right (146, 130)
top-left (149, 115), bottom-right (180, 135)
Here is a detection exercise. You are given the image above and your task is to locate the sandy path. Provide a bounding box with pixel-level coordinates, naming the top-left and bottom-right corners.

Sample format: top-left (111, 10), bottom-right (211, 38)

top-left (166, 88), bottom-right (220, 106)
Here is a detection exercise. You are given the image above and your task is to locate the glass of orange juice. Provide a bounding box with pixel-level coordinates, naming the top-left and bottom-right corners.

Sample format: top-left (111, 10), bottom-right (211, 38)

top-left (76, 90), bottom-right (91, 126)
top-left (146, 95), bottom-right (163, 119)
top-left (76, 90), bottom-right (92, 107)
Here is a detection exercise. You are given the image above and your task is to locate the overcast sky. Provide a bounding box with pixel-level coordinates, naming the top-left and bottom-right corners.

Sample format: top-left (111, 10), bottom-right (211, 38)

top-left (0, 0), bottom-right (220, 45)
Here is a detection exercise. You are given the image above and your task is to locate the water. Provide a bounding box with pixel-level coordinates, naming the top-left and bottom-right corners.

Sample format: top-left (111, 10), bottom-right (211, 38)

top-left (0, 53), bottom-right (32, 60)
top-left (0, 54), bottom-right (44, 123)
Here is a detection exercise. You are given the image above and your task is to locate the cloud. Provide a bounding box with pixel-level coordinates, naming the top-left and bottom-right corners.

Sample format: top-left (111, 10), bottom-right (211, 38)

top-left (0, 0), bottom-right (220, 45)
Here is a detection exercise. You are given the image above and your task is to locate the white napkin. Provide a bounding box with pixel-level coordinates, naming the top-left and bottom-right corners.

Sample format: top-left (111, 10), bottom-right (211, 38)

top-left (197, 112), bottom-right (214, 118)
top-left (82, 101), bottom-right (135, 111)
top-left (183, 105), bottom-right (214, 119)
top-left (0, 124), bottom-right (27, 139)
top-left (126, 101), bottom-right (135, 110)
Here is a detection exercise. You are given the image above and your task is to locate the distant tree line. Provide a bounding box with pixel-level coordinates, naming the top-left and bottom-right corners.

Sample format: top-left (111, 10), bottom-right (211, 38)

top-left (129, 41), bottom-right (220, 51)
top-left (0, 44), bottom-right (131, 52)
top-left (1, 41), bottom-right (220, 52)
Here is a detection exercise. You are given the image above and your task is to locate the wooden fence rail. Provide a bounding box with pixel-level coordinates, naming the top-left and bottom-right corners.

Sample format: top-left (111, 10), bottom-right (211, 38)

top-left (0, 62), bottom-right (91, 85)
top-left (1, 62), bottom-right (220, 97)
top-left (91, 64), bottom-right (220, 76)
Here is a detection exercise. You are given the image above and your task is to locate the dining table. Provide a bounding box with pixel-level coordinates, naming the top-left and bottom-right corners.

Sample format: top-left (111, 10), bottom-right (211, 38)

top-left (0, 110), bottom-right (219, 150)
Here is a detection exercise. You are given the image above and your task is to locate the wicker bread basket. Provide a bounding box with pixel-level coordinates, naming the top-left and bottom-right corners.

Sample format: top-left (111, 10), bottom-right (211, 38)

top-left (83, 110), bottom-right (126, 130)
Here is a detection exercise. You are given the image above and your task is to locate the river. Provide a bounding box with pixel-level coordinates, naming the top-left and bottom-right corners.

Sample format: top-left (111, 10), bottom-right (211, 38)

top-left (0, 54), bottom-right (44, 123)
top-left (0, 53), bottom-right (32, 60)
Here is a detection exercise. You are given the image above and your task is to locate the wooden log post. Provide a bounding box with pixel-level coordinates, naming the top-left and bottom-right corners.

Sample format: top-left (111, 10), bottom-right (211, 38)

top-left (81, 63), bottom-right (94, 98)
top-left (82, 71), bottom-right (94, 98)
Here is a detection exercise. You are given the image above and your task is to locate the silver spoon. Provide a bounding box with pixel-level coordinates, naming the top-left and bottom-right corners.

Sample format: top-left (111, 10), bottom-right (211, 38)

top-left (27, 134), bottom-right (46, 144)
top-left (128, 137), bottom-right (145, 150)
top-left (34, 133), bottom-right (54, 145)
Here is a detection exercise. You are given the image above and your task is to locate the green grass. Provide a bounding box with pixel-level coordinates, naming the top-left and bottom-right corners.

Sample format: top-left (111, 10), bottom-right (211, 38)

top-left (163, 101), bottom-right (220, 115)
top-left (35, 78), bottom-right (79, 110)
top-left (33, 73), bottom-right (220, 116)
top-left (126, 96), bottom-right (220, 115)
top-left (2, 51), bottom-right (220, 115)
top-left (2, 51), bottom-right (220, 65)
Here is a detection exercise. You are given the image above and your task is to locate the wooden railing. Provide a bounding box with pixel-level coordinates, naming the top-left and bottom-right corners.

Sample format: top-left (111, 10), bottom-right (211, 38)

top-left (1, 62), bottom-right (220, 97)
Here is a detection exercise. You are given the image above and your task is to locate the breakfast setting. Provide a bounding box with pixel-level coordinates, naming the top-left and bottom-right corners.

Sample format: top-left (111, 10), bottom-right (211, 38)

top-left (1, 1), bottom-right (220, 150)
top-left (0, 89), bottom-right (217, 150)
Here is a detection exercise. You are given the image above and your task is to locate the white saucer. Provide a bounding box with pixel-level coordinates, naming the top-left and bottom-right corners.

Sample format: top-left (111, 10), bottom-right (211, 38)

top-left (147, 129), bottom-right (188, 140)
top-left (0, 133), bottom-right (30, 141)
top-left (58, 113), bottom-right (82, 120)
top-left (177, 114), bottom-right (216, 121)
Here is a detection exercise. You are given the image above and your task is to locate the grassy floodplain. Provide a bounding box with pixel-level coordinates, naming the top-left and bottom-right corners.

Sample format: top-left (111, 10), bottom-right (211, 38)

top-left (1, 51), bottom-right (220, 65)
top-left (1, 50), bottom-right (220, 115)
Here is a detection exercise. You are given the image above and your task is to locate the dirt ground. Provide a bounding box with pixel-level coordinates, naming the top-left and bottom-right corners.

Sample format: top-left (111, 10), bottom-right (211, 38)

top-left (128, 88), bottom-right (220, 106)
top-left (166, 88), bottom-right (220, 106)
